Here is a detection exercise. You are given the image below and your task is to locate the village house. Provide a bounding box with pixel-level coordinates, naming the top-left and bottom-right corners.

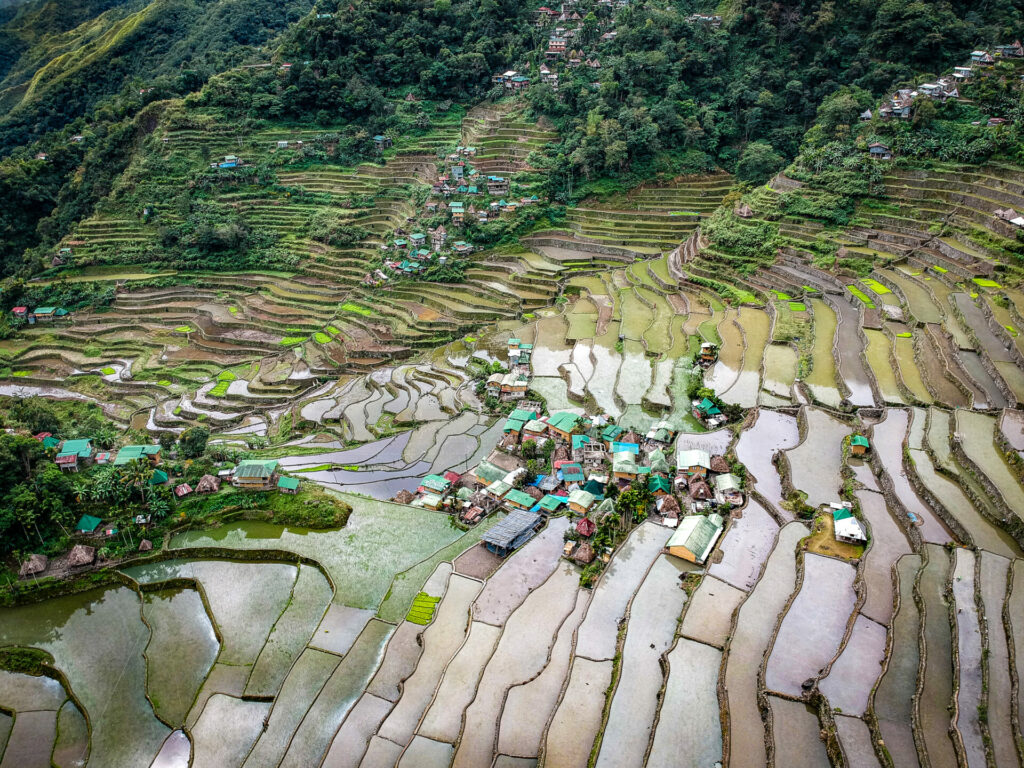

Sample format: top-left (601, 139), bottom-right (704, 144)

top-left (601, 424), bottom-right (624, 448)
top-left (216, 154), bottom-right (240, 168)
top-left (410, 232), bottom-right (426, 248)
top-left (508, 75), bottom-right (530, 91)
top-left (971, 50), bottom-right (995, 65)
top-left (547, 35), bottom-right (567, 57)
top-left (645, 420), bottom-right (675, 448)
top-left (568, 488), bottom-right (596, 515)
top-left (649, 475), bottom-right (672, 497)
top-left (850, 434), bottom-right (871, 456)
top-left (996, 40), bottom-right (1024, 58)
top-left (699, 342), bottom-right (718, 365)
top-left (500, 372), bottom-right (530, 401)
top-left (522, 419), bottom-right (549, 443)
top-left (373, 135), bottom-right (392, 151)
top-left (868, 142), bottom-right (893, 160)
top-left (612, 451), bottom-right (639, 482)
top-left (692, 397), bottom-right (724, 426)
top-left (503, 488), bottom-right (535, 511)
top-left (666, 513), bottom-right (724, 564)
top-left (487, 176), bottom-right (510, 195)
top-left (547, 411), bottom-right (581, 441)
top-left (677, 448), bottom-right (712, 477)
top-left (231, 459), bottom-right (279, 490)
top-left (431, 225), bottom-right (447, 252)
top-left (114, 444), bottom-right (162, 465)
top-left (418, 474), bottom-right (452, 498)
top-left (714, 473), bottom-right (743, 507)
top-left (560, 462), bottom-right (586, 485)
top-left (953, 65), bottom-right (974, 80)
top-left (450, 202), bottom-right (465, 224)
top-left (55, 439), bottom-right (93, 472)
top-left (833, 506), bottom-right (867, 544)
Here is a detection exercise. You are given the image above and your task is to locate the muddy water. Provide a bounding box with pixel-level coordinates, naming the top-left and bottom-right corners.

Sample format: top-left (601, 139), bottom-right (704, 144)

top-left (880, 268), bottom-right (941, 324)
top-left (952, 549), bottom-right (985, 768)
top-left (735, 410), bottom-right (799, 517)
top-left (173, 499), bottom-right (466, 609)
top-left (474, 517), bottom-right (570, 625)
top-left (893, 332), bottom-right (933, 403)
top-left (279, 620), bottom-right (394, 768)
top-left (141, 587), bottom-right (219, 725)
top-left (769, 695), bottom-right (830, 767)
top-left (0, 585), bottom-right (170, 767)
top-left (529, 376), bottom-right (585, 414)
top-left (706, 310), bottom-right (742, 394)
top-left (320, 693), bottom-right (393, 768)
top-left (418, 622), bottom-right (502, 743)
top-left (543, 658), bottom-right (613, 768)
top-left (190, 694), bottom-right (270, 768)
top-left (762, 343), bottom-right (797, 400)
top-left (805, 299), bottom-right (841, 406)
top-left (151, 730), bottom-right (191, 768)
top-left (819, 614), bottom-right (887, 715)
top-left (614, 340), bottom-right (652, 406)
top-left (918, 544), bottom-right (957, 768)
top-left (873, 409), bottom-right (952, 543)
top-left (366, 622), bottom-right (425, 703)
top-left (835, 715), bottom-right (881, 768)
top-left (2, 710), bottom-right (57, 768)
top-left (531, 315), bottom-right (572, 376)
top-left (596, 556), bottom-right (689, 768)
top-left (575, 522), bottom-right (674, 661)
top-left (378, 575), bottom-right (481, 746)
top-left (856, 491), bottom-right (912, 625)
top-left (725, 306), bottom-right (771, 407)
top-left (979, 553), bottom-right (1016, 768)
top-left (496, 589), bottom-right (592, 757)
top-left (765, 553), bottom-right (856, 696)
top-left (680, 575), bottom-right (746, 647)
top-left (125, 560), bottom-right (297, 666)
top-left (863, 329), bottom-right (904, 403)
top-left (830, 298), bottom-right (875, 406)
top-left (786, 407), bottom-right (851, 507)
top-left (909, 448), bottom-right (1019, 558)
top-left (453, 564), bottom-right (580, 768)
top-left (647, 638), bottom-right (723, 767)
top-left (708, 501), bottom-right (780, 590)
top-left (51, 700), bottom-right (89, 768)
top-left (958, 350), bottom-right (1007, 408)
top-left (956, 410), bottom-right (1024, 525)
top-left (725, 522), bottom-right (805, 768)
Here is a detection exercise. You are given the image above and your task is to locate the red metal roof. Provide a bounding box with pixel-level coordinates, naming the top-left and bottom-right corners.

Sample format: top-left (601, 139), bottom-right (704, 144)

top-left (576, 517), bottom-right (596, 537)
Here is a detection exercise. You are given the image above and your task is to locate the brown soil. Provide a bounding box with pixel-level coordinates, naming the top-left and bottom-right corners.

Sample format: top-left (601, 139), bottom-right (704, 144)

top-left (454, 543), bottom-right (504, 579)
top-left (804, 514), bottom-right (864, 561)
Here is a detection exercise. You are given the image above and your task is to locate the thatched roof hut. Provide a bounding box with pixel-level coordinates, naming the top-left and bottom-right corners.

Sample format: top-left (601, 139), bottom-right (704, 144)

top-left (19, 554), bottom-right (47, 577)
top-left (710, 455), bottom-right (730, 474)
top-left (393, 489), bottom-right (415, 505)
top-left (196, 475), bottom-right (220, 494)
top-left (621, 430), bottom-right (641, 445)
top-left (735, 202), bottom-right (754, 219)
top-left (689, 479), bottom-right (713, 500)
top-left (67, 544), bottom-right (96, 568)
top-left (573, 542), bottom-right (596, 565)
top-left (659, 494), bottom-right (681, 519)
top-left (138, 539), bottom-right (153, 552)
top-left (552, 445), bottom-right (570, 464)
top-left (525, 486), bottom-right (544, 501)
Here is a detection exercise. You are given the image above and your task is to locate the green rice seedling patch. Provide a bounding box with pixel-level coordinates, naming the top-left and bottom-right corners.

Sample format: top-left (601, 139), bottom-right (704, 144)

top-left (465, 336), bottom-right (477, 343)
top-left (209, 380), bottom-right (230, 397)
top-left (339, 464), bottom-right (358, 471)
top-left (972, 277), bottom-right (1002, 289)
top-left (523, 313), bottom-right (535, 319)
top-left (406, 592), bottom-right (441, 625)
top-left (861, 278), bottom-right (891, 295)
top-left (174, 325), bottom-right (193, 333)
top-left (280, 336), bottom-right (307, 346)
top-left (1005, 325), bottom-right (1018, 337)
top-left (12, 371), bottom-right (28, 377)
top-left (788, 302), bottom-right (807, 312)
top-left (314, 332), bottom-right (331, 344)
top-left (896, 332), bottom-right (913, 338)
top-left (158, 380), bottom-right (172, 386)
top-left (217, 370), bottom-right (237, 381)
top-left (341, 302), bottom-right (373, 316)
top-left (847, 286), bottom-right (875, 308)
top-left (99, 366), bottom-right (116, 375)
top-left (773, 290), bottom-right (793, 300)
top-left (228, 306), bottom-right (239, 314)
top-left (932, 265), bottom-right (947, 274)
top-left (327, 326), bottom-right (341, 335)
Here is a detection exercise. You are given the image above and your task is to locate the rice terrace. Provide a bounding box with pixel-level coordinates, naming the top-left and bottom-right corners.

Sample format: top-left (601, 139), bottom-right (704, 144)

top-left (3, 0), bottom-right (1024, 766)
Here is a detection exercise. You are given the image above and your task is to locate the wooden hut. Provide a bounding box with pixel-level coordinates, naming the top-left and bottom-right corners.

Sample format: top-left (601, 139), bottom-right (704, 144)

top-left (19, 554), bottom-right (47, 577)
top-left (67, 544), bottom-right (95, 568)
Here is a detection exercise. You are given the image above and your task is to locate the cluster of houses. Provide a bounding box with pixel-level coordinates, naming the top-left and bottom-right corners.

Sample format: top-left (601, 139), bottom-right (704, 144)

top-left (485, 337), bottom-right (535, 401)
top-left (37, 433), bottom-right (301, 495)
top-left (11, 306), bottom-right (71, 324)
top-left (861, 40), bottom-right (1023, 135)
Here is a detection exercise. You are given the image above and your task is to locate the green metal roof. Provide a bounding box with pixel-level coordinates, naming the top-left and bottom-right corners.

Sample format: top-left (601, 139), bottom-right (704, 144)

top-left (57, 439), bottom-right (92, 458)
top-left (649, 475), bottom-right (671, 493)
top-left (149, 469), bottom-right (169, 485)
top-left (504, 488), bottom-right (534, 508)
top-left (114, 444), bottom-right (161, 465)
top-left (76, 514), bottom-right (102, 532)
top-left (602, 424), bottom-right (623, 441)
top-left (572, 434), bottom-right (590, 450)
top-left (547, 411), bottom-right (581, 432)
top-left (538, 494), bottom-right (565, 512)
top-left (508, 408), bottom-right (538, 422)
top-left (235, 459), bottom-right (279, 479)
top-left (851, 435), bottom-right (870, 447)
top-left (568, 488), bottom-right (595, 508)
top-left (278, 476), bottom-right (300, 490)
top-left (504, 418), bottom-right (526, 433)
top-left (475, 461), bottom-right (506, 485)
top-left (666, 513), bottom-right (724, 562)
top-left (420, 474), bottom-right (451, 493)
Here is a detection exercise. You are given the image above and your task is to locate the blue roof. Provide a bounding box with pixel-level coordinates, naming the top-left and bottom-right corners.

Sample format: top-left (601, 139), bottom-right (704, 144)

top-left (488, 176), bottom-right (506, 181)
top-left (611, 442), bottom-right (640, 454)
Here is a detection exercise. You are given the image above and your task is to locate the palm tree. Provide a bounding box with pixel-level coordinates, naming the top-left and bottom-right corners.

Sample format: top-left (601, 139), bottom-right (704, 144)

top-left (120, 459), bottom-right (154, 505)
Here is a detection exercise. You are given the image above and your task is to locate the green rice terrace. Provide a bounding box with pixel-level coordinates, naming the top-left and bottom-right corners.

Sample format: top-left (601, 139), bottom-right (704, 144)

top-left (5, 5), bottom-right (1024, 767)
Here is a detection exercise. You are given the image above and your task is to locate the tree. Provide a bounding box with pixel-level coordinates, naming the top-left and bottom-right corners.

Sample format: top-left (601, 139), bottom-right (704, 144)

top-left (179, 426), bottom-right (210, 459)
top-left (158, 432), bottom-right (177, 453)
top-left (735, 141), bottom-right (785, 184)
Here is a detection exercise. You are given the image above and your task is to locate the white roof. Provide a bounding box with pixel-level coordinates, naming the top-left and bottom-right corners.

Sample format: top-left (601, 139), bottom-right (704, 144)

top-left (834, 516), bottom-right (867, 542)
top-left (1010, 217), bottom-right (1024, 227)
top-left (677, 448), bottom-right (711, 468)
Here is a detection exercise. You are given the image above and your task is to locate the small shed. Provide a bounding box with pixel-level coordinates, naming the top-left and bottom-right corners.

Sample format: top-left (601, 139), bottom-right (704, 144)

top-left (67, 544), bottom-right (96, 568)
top-left (573, 542), bottom-right (596, 565)
top-left (174, 483), bottom-right (193, 498)
top-left (833, 508), bottom-right (867, 544)
top-left (19, 554), bottom-right (48, 577)
top-left (139, 539), bottom-right (153, 552)
top-left (666, 513), bottom-right (724, 564)
top-left (278, 476), bottom-right (300, 494)
top-left (482, 510), bottom-right (542, 556)
top-left (394, 489), bottom-right (416, 505)
top-left (576, 517), bottom-right (596, 537)
top-left (850, 435), bottom-right (870, 456)
top-left (76, 514), bottom-right (102, 534)
top-left (196, 475), bottom-right (220, 494)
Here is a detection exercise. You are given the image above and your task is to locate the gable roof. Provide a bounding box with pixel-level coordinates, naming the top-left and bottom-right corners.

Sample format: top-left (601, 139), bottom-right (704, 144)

top-left (547, 411), bottom-right (581, 432)
top-left (278, 476), bottom-right (300, 490)
top-left (666, 513), bottom-right (724, 563)
top-left (235, 459), bottom-right (279, 479)
top-left (483, 509), bottom-right (540, 548)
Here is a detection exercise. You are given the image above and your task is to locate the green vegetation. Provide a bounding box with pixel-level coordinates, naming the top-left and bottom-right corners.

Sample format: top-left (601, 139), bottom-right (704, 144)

top-left (848, 286), bottom-right (876, 308)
